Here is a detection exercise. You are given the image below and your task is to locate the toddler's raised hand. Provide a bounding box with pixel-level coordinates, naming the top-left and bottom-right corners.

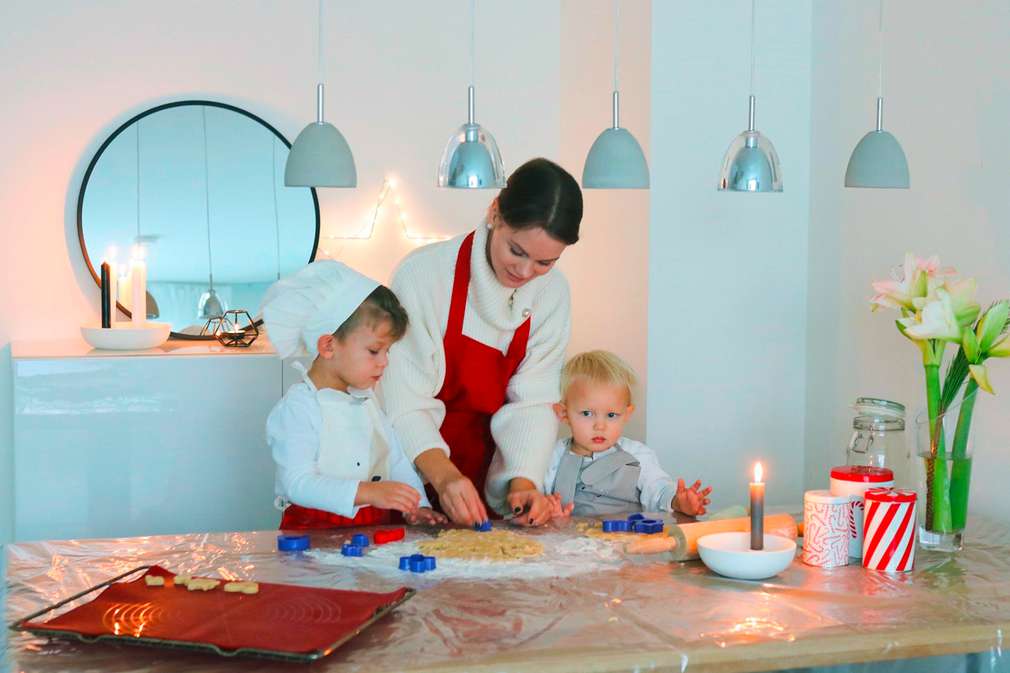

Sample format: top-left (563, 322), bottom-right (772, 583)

top-left (547, 493), bottom-right (574, 519)
top-left (673, 478), bottom-right (712, 517)
top-left (357, 480), bottom-right (421, 514)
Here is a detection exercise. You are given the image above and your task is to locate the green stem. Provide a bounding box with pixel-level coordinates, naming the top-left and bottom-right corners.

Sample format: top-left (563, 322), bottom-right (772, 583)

top-left (948, 380), bottom-right (977, 530)
top-left (925, 363), bottom-right (952, 533)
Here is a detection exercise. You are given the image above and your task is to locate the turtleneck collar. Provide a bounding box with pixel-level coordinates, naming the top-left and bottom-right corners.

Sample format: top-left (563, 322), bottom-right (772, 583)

top-left (468, 221), bottom-right (553, 330)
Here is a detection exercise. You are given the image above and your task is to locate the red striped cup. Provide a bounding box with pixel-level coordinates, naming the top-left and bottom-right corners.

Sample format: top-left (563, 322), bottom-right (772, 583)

top-left (862, 488), bottom-right (917, 572)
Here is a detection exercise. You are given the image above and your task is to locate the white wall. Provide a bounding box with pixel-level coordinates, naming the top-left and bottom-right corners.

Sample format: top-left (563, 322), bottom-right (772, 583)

top-left (0, 0), bottom-right (566, 543)
top-left (560, 0), bottom-right (651, 441)
top-left (648, 0), bottom-right (812, 508)
top-left (807, 0), bottom-right (1010, 522)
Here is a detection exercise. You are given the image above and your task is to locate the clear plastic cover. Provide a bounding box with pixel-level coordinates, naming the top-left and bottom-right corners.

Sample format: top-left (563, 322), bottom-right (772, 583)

top-left (4, 515), bottom-right (1010, 672)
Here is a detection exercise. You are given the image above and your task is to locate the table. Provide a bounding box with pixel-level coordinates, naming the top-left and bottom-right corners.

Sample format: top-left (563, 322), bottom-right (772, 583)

top-left (4, 517), bottom-right (1010, 672)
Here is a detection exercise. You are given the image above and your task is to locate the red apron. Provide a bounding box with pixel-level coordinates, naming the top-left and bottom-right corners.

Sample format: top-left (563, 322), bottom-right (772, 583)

top-left (279, 501), bottom-right (389, 530)
top-left (428, 231), bottom-right (531, 513)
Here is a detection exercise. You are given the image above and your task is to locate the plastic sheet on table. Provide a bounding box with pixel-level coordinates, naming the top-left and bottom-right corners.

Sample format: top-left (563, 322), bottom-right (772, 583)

top-left (4, 516), bottom-right (1010, 672)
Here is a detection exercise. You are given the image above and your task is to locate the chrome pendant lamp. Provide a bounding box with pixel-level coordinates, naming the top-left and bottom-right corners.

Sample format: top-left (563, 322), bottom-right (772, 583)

top-left (718, 0), bottom-right (782, 193)
top-left (437, 0), bottom-right (505, 189)
top-left (582, 0), bottom-right (649, 189)
top-left (845, 0), bottom-right (909, 189)
top-left (285, 0), bottom-right (357, 188)
top-left (197, 107), bottom-right (225, 321)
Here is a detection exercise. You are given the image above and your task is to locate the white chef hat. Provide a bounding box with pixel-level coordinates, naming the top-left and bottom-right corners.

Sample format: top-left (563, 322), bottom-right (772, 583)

top-left (260, 260), bottom-right (379, 359)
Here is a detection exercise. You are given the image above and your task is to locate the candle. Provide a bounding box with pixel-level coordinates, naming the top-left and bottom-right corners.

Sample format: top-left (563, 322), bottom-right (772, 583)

top-left (130, 246), bottom-right (147, 326)
top-left (750, 462), bottom-right (765, 550)
top-left (100, 262), bottom-right (111, 328)
top-left (104, 247), bottom-right (118, 323)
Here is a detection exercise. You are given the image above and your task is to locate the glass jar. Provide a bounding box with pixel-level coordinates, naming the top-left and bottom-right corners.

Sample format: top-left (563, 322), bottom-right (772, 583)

top-left (846, 397), bottom-right (911, 488)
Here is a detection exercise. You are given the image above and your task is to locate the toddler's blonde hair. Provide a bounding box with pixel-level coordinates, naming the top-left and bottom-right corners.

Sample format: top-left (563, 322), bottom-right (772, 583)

top-left (560, 350), bottom-right (637, 402)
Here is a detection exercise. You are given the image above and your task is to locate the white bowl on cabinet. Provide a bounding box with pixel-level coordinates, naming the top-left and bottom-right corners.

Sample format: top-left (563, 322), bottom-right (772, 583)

top-left (81, 321), bottom-right (171, 351)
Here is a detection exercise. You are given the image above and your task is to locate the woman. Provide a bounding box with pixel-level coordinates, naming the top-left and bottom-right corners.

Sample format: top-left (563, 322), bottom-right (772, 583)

top-left (381, 158), bottom-right (582, 527)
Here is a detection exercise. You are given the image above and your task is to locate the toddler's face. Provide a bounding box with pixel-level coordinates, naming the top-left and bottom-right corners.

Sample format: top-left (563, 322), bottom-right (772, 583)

top-left (322, 319), bottom-right (397, 390)
top-left (555, 378), bottom-right (633, 455)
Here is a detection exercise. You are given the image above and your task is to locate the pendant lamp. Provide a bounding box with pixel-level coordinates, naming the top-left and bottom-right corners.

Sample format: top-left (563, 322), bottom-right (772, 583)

top-left (845, 0), bottom-right (908, 188)
top-left (437, 0), bottom-right (505, 189)
top-left (285, 0), bottom-right (357, 188)
top-left (197, 107), bottom-right (225, 320)
top-left (582, 0), bottom-right (649, 189)
top-left (718, 0), bottom-right (782, 192)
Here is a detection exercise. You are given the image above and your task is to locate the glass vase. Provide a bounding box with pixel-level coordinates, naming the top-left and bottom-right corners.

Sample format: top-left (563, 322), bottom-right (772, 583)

top-left (914, 390), bottom-right (977, 552)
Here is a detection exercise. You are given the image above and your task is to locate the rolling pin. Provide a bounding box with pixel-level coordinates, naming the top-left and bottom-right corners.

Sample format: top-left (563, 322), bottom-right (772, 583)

top-left (624, 513), bottom-right (798, 559)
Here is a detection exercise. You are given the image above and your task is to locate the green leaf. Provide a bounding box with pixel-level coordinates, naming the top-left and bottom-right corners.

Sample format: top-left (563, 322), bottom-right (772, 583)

top-left (977, 301), bottom-right (1010, 353)
top-left (962, 328), bottom-right (980, 362)
top-left (969, 364), bottom-right (995, 395)
top-left (940, 347), bottom-right (970, 412)
top-left (990, 334), bottom-right (1010, 358)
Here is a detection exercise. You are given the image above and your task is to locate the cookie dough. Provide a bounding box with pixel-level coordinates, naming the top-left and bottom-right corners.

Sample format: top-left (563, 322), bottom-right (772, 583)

top-left (186, 578), bottom-right (221, 592)
top-left (144, 575), bottom-right (165, 587)
top-left (223, 581), bottom-right (260, 595)
top-left (418, 529), bottom-right (543, 561)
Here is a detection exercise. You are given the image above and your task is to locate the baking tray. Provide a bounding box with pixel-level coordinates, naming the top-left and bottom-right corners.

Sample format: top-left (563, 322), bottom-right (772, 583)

top-left (9, 565), bottom-right (415, 662)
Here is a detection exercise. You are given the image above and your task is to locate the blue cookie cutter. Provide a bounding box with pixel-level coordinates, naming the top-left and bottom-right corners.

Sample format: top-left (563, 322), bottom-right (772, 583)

top-left (277, 534), bottom-right (311, 552)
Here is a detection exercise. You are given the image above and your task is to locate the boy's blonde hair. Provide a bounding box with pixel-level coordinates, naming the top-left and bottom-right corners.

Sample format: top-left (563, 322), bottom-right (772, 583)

top-left (560, 350), bottom-right (637, 402)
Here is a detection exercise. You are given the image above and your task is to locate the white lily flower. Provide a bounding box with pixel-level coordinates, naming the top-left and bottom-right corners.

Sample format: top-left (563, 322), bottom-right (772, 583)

top-left (901, 288), bottom-right (963, 342)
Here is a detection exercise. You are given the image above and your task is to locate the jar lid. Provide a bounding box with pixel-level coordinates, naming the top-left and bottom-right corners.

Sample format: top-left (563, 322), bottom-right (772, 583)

top-left (804, 489), bottom-right (848, 504)
top-left (864, 487), bottom-right (916, 503)
top-left (830, 465), bottom-right (894, 483)
top-left (854, 397), bottom-right (906, 418)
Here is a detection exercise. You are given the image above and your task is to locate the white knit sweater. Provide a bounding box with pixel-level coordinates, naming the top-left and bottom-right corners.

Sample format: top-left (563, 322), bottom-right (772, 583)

top-left (380, 223), bottom-right (571, 514)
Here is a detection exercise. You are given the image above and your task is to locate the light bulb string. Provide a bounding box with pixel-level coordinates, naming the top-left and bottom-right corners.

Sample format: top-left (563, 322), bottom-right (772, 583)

top-left (271, 137), bottom-right (281, 281)
top-left (201, 106), bottom-right (214, 291)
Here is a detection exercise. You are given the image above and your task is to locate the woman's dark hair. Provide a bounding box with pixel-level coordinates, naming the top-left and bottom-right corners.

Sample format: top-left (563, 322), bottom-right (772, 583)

top-left (335, 285), bottom-right (409, 341)
top-left (497, 158), bottom-right (582, 245)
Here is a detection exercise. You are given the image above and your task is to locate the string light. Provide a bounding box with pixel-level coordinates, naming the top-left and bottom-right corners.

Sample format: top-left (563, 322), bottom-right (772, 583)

top-left (319, 176), bottom-right (448, 257)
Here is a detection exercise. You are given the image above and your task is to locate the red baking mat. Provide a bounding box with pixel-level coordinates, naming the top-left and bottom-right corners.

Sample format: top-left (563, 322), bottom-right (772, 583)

top-left (20, 566), bottom-right (412, 659)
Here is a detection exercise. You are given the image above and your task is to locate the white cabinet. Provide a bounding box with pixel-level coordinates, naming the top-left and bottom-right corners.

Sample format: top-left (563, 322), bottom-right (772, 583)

top-left (12, 339), bottom-right (282, 541)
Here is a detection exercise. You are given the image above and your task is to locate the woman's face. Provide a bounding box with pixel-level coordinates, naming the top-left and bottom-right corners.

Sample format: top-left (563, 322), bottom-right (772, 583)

top-left (486, 202), bottom-right (568, 289)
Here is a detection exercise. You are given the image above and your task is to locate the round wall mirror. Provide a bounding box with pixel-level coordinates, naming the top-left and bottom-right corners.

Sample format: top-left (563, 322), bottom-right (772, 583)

top-left (78, 100), bottom-right (320, 338)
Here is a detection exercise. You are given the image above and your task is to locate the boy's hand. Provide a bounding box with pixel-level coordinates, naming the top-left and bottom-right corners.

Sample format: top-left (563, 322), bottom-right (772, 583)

top-left (404, 506), bottom-right (448, 526)
top-left (506, 484), bottom-right (555, 527)
top-left (356, 481), bottom-right (421, 513)
top-left (673, 479), bottom-right (712, 517)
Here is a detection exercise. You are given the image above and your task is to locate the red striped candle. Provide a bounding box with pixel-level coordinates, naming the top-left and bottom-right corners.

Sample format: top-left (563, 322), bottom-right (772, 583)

top-left (862, 488), bottom-right (917, 572)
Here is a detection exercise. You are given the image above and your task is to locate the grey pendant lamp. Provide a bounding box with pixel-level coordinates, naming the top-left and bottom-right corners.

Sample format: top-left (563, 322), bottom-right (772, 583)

top-left (437, 0), bottom-right (505, 189)
top-left (197, 107), bottom-right (225, 321)
top-left (285, 0), bottom-right (357, 188)
top-left (582, 0), bottom-right (649, 189)
top-left (845, 0), bottom-right (909, 188)
top-left (718, 0), bottom-right (782, 192)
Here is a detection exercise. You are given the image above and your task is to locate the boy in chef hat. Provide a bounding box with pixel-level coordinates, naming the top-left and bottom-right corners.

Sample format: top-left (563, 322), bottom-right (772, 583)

top-left (262, 260), bottom-right (446, 529)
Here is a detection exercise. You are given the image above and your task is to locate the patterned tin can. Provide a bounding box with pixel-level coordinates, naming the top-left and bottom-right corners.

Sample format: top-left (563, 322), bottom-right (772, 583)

top-left (862, 488), bottom-right (917, 572)
top-left (802, 490), bottom-right (849, 568)
top-left (829, 465), bottom-right (894, 559)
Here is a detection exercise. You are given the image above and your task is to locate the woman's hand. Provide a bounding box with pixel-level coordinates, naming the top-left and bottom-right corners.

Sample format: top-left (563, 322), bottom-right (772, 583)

top-left (404, 507), bottom-right (448, 526)
top-left (506, 478), bottom-right (557, 527)
top-left (672, 479), bottom-right (712, 517)
top-left (415, 449), bottom-right (488, 526)
top-left (355, 481), bottom-right (421, 513)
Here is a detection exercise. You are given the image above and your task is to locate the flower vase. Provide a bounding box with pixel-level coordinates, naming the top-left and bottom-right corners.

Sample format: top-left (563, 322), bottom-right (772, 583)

top-left (914, 391), bottom-right (977, 553)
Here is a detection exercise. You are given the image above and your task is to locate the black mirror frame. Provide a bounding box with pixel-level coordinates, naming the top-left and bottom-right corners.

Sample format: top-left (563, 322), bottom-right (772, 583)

top-left (76, 99), bottom-right (321, 340)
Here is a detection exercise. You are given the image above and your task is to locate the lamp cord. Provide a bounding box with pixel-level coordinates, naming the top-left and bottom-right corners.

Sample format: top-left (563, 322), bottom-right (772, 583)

top-left (878, 0), bottom-right (885, 98)
top-left (318, 0), bottom-right (324, 85)
top-left (470, 0), bottom-right (476, 87)
top-left (749, 0), bottom-right (757, 95)
top-left (201, 107), bottom-right (214, 291)
top-left (135, 121), bottom-right (141, 241)
top-left (613, 0), bottom-right (620, 92)
top-left (271, 137), bottom-right (281, 281)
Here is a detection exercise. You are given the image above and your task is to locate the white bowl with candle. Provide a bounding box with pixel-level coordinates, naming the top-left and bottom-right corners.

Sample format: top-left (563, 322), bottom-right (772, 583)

top-left (697, 532), bottom-right (797, 580)
top-left (81, 321), bottom-right (171, 351)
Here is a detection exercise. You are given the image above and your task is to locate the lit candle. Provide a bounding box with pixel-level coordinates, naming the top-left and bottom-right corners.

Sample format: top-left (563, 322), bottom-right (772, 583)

top-left (750, 462), bottom-right (765, 550)
top-left (130, 245), bottom-right (147, 326)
